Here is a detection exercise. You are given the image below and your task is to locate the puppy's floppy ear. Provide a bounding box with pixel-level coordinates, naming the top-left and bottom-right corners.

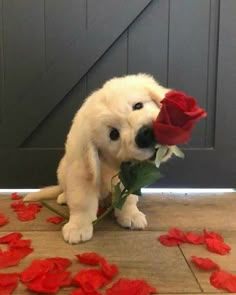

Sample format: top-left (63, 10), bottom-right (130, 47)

top-left (83, 141), bottom-right (100, 185)
top-left (139, 73), bottom-right (171, 107)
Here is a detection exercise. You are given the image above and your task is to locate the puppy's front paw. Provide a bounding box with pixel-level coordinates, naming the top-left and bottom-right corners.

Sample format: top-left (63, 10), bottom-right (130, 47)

top-left (116, 210), bottom-right (147, 230)
top-left (62, 222), bottom-right (93, 244)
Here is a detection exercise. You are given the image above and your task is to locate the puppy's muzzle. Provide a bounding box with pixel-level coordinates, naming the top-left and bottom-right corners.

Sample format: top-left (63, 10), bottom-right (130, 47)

top-left (135, 126), bottom-right (156, 149)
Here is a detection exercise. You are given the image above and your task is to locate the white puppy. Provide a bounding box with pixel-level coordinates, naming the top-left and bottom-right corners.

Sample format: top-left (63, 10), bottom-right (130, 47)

top-left (24, 74), bottom-right (171, 244)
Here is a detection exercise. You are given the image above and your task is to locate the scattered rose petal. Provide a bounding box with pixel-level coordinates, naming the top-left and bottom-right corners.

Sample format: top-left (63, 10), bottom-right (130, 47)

top-left (11, 193), bottom-right (21, 200)
top-left (0, 213), bottom-right (9, 227)
top-left (191, 256), bottom-right (219, 270)
top-left (76, 253), bottom-right (103, 266)
top-left (106, 278), bottom-right (158, 295)
top-left (0, 247), bottom-right (33, 269)
top-left (73, 269), bottom-right (108, 293)
top-left (168, 228), bottom-right (186, 242)
top-left (205, 238), bottom-right (231, 255)
top-left (185, 232), bottom-right (205, 244)
top-left (210, 270), bottom-right (236, 292)
top-left (71, 289), bottom-right (102, 295)
top-left (203, 229), bottom-right (224, 241)
top-left (9, 239), bottom-right (31, 249)
top-left (11, 201), bottom-right (42, 222)
top-left (100, 259), bottom-right (118, 280)
top-left (158, 234), bottom-right (183, 247)
top-left (0, 233), bottom-right (22, 244)
top-left (0, 273), bottom-right (19, 295)
top-left (46, 216), bottom-right (65, 224)
top-left (46, 257), bottom-right (72, 272)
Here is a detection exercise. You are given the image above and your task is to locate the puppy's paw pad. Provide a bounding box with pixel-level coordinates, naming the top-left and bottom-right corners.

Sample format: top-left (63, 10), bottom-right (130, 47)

top-left (117, 211), bottom-right (147, 230)
top-left (62, 222), bottom-right (93, 244)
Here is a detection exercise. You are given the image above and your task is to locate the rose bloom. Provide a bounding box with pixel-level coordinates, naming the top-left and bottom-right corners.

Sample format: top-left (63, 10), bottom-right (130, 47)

top-left (153, 90), bottom-right (207, 145)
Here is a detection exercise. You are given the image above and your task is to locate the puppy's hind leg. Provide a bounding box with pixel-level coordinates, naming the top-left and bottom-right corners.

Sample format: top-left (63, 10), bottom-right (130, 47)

top-left (115, 194), bottom-right (147, 230)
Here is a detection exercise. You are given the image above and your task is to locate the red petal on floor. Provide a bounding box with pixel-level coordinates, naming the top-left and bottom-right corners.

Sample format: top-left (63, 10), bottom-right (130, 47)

top-left (205, 238), bottom-right (231, 255)
top-left (210, 270), bottom-right (236, 292)
top-left (168, 228), bottom-right (187, 242)
top-left (71, 289), bottom-right (102, 295)
top-left (0, 247), bottom-right (33, 269)
top-left (185, 232), bottom-right (205, 244)
top-left (16, 211), bottom-right (36, 221)
top-left (73, 269), bottom-right (108, 293)
top-left (9, 239), bottom-right (31, 249)
top-left (158, 234), bottom-right (183, 247)
top-left (191, 256), bottom-right (219, 270)
top-left (0, 232), bottom-right (22, 244)
top-left (11, 200), bottom-right (25, 210)
top-left (0, 213), bottom-right (9, 227)
top-left (11, 193), bottom-right (21, 200)
top-left (76, 253), bottom-right (103, 265)
top-left (46, 257), bottom-right (71, 272)
top-left (11, 201), bottom-right (42, 222)
top-left (0, 273), bottom-right (19, 295)
top-left (46, 216), bottom-right (65, 224)
top-left (21, 260), bottom-right (53, 283)
top-left (106, 278), bottom-right (158, 295)
top-left (26, 275), bottom-right (59, 294)
top-left (203, 229), bottom-right (224, 241)
top-left (100, 259), bottom-right (118, 280)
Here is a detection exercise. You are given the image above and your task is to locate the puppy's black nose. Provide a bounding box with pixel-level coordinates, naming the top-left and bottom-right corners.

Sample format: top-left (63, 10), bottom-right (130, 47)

top-left (135, 126), bottom-right (156, 149)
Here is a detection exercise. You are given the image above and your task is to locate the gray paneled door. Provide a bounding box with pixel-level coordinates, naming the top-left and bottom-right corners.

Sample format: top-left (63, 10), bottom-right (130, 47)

top-left (0, 0), bottom-right (235, 188)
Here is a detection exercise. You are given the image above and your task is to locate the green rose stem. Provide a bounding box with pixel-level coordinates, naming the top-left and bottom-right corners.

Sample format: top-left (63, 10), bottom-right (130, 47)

top-left (41, 201), bottom-right (69, 220)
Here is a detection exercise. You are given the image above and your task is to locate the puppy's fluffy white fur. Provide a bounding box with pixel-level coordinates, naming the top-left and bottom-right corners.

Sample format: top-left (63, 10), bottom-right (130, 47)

top-left (24, 74), bottom-right (171, 244)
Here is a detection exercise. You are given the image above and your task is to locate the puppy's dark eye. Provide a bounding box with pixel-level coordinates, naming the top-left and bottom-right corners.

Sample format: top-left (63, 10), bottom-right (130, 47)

top-left (109, 128), bottom-right (120, 141)
top-left (133, 102), bottom-right (143, 110)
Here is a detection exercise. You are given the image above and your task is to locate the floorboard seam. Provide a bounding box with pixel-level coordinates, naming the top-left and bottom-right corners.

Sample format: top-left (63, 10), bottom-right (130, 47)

top-left (178, 246), bottom-right (204, 293)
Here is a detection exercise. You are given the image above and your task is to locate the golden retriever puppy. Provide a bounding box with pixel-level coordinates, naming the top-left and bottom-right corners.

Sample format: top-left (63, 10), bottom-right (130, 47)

top-left (24, 74), bottom-right (171, 244)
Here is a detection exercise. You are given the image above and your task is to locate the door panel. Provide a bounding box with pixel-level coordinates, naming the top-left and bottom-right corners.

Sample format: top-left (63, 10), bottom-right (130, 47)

top-left (0, 0), bottom-right (235, 188)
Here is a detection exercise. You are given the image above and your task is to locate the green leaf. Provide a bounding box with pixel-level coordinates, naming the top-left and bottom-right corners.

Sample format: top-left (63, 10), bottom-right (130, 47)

top-left (115, 194), bottom-right (128, 210)
top-left (119, 161), bottom-right (162, 194)
top-left (112, 182), bottom-right (122, 205)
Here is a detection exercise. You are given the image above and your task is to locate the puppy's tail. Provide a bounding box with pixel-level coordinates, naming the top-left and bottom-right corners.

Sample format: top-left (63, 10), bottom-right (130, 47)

top-left (24, 185), bottom-right (62, 202)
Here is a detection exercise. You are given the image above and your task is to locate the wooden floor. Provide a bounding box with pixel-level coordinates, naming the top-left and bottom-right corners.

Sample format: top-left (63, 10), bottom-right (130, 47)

top-left (1, 192), bottom-right (236, 294)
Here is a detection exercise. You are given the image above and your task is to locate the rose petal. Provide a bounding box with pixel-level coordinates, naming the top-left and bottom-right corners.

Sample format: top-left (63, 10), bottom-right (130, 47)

top-left (106, 278), bottom-right (158, 295)
top-left (76, 253), bottom-right (103, 266)
top-left (203, 229), bottom-right (224, 241)
top-left (0, 273), bottom-right (19, 295)
top-left (168, 228), bottom-right (186, 242)
top-left (46, 257), bottom-right (71, 272)
top-left (191, 256), bottom-right (219, 270)
top-left (185, 232), bottom-right (205, 244)
top-left (73, 269), bottom-right (108, 293)
top-left (210, 270), bottom-right (236, 292)
top-left (11, 193), bottom-right (21, 200)
top-left (0, 233), bottom-right (22, 244)
top-left (0, 213), bottom-right (9, 227)
top-left (205, 238), bottom-right (231, 255)
top-left (0, 247), bottom-right (33, 269)
top-left (9, 239), bottom-right (31, 249)
top-left (100, 259), bottom-right (118, 280)
top-left (158, 234), bottom-right (183, 247)
top-left (71, 289), bottom-right (102, 295)
top-left (11, 201), bottom-right (42, 222)
top-left (46, 216), bottom-right (65, 224)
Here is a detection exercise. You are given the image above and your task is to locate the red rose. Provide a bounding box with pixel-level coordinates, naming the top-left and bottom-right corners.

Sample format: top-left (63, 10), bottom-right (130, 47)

top-left (153, 90), bottom-right (207, 145)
